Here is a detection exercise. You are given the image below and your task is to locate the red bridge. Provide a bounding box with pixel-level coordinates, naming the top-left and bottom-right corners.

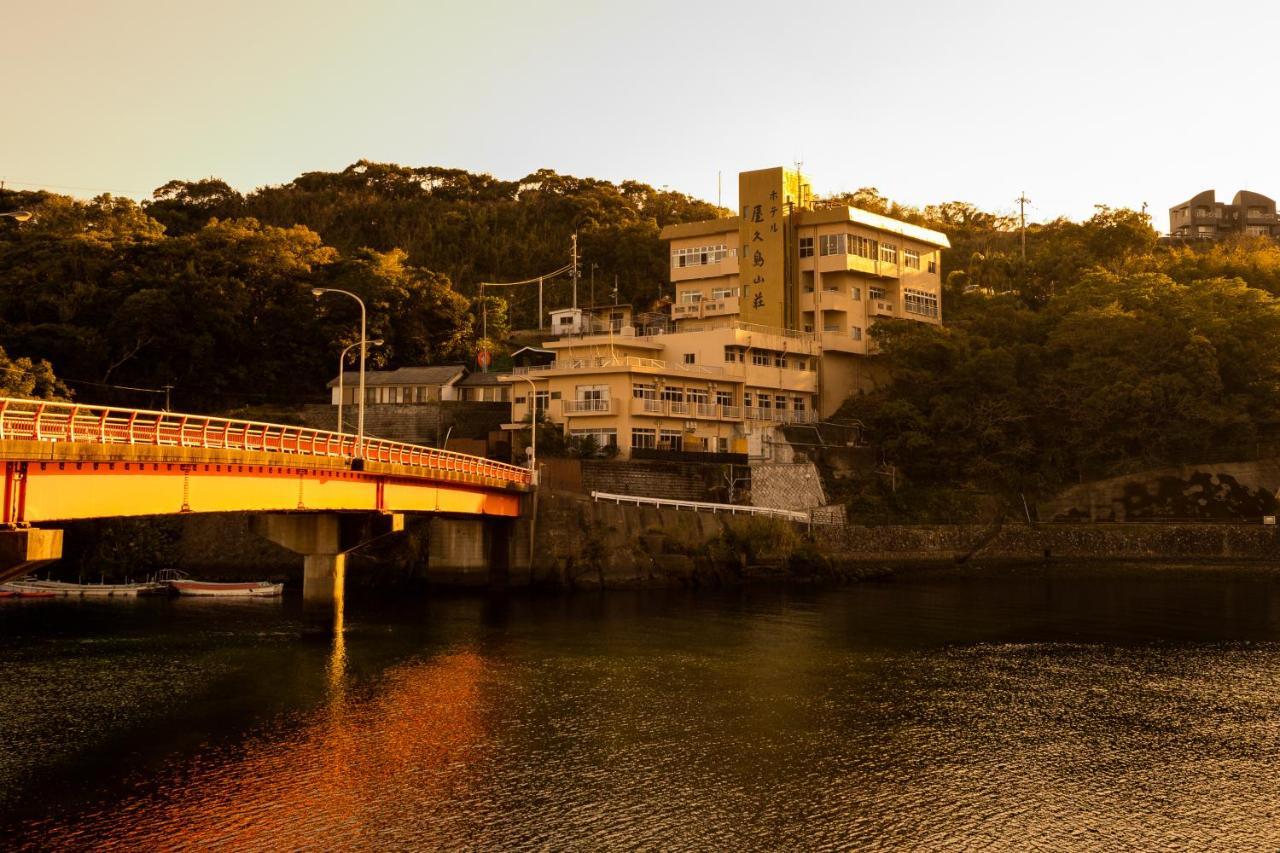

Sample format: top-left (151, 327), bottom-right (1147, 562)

top-left (0, 398), bottom-right (534, 597)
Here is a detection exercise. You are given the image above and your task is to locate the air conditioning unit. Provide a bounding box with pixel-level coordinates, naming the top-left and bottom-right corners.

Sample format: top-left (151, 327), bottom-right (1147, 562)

top-left (684, 421), bottom-right (697, 432)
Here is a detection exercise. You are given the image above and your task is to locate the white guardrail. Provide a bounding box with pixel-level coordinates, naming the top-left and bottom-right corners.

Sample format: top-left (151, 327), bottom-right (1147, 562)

top-left (590, 490), bottom-right (824, 523)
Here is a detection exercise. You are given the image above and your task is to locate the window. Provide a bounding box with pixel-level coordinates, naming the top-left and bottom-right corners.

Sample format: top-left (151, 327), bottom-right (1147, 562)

top-left (715, 390), bottom-right (733, 407)
top-left (869, 286), bottom-right (886, 301)
top-left (660, 385), bottom-right (684, 402)
top-left (1246, 225), bottom-right (1270, 236)
top-left (879, 243), bottom-right (898, 264)
top-left (799, 237), bottom-right (814, 258)
top-left (774, 396), bottom-right (787, 412)
top-left (724, 346), bottom-right (744, 363)
top-left (903, 249), bottom-right (920, 270)
top-left (774, 353), bottom-right (785, 367)
top-left (570, 428), bottom-right (617, 448)
top-left (711, 286), bottom-right (739, 299)
top-left (793, 397), bottom-right (806, 413)
top-left (687, 388), bottom-right (708, 404)
top-left (659, 429), bottom-right (683, 451)
top-left (927, 258), bottom-right (937, 274)
top-left (632, 383), bottom-right (656, 400)
top-left (715, 437), bottom-right (729, 453)
top-left (850, 286), bottom-right (861, 300)
top-left (680, 290), bottom-right (704, 304)
top-left (848, 235), bottom-right (878, 259)
top-left (631, 428), bottom-right (656, 449)
top-left (751, 351), bottom-right (770, 366)
top-left (819, 234), bottom-right (845, 256)
top-left (904, 289), bottom-right (939, 318)
top-left (683, 353), bottom-right (696, 365)
top-left (558, 315), bottom-right (574, 326)
top-left (673, 244), bottom-right (730, 268)
top-left (743, 392), bottom-right (752, 408)
top-left (534, 391), bottom-right (550, 411)
top-left (851, 325), bottom-right (863, 340)
top-left (757, 394), bottom-right (772, 410)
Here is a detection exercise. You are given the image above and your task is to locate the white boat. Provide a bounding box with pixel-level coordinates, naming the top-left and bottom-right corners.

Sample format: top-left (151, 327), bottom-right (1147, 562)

top-left (3, 579), bottom-right (168, 597)
top-left (166, 579), bottom-right (284, 598)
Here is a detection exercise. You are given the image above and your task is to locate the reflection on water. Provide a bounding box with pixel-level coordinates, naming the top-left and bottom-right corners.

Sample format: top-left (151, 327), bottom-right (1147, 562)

top-left (4, 564), bottom-right (1280, 849)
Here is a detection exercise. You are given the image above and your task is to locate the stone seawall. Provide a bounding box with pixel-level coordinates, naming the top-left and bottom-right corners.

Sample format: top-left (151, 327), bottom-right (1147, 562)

top-left (819, 523), bottom-right (1280, 562)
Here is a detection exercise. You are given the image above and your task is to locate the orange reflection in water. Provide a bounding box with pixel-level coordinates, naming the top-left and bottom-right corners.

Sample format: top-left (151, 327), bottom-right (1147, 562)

top-left (42, 642), bottom-right (491, 850)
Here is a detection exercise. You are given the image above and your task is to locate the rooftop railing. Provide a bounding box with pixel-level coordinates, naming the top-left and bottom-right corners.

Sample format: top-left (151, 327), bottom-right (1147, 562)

top-left (0, 397), bottom-right (532, 486)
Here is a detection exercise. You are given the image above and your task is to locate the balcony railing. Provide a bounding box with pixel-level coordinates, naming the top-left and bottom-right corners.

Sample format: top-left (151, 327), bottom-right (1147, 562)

top-left (509, 355), bottom-right (730, 377)
top-left (744, 407), bottom-right (816, 424)
top-left (631, 399), bottom-right (744, 420)
top-left (562, 398), bottom-right (616, 415)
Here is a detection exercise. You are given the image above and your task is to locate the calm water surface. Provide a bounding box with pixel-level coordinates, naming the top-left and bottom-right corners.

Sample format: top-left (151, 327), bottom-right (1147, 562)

top-left (3, 564), bottom-right (1280, 850)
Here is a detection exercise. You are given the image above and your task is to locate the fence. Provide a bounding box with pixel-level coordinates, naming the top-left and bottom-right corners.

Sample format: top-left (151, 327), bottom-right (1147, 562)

top-left (590, 490), bottom-right (839, 524)
top-left (0, 397), bottom-right (532, 486)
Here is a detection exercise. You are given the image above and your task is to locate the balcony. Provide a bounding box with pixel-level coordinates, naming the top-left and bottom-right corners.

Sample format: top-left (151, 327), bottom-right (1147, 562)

top-left (630, 398), bottom-right (744, 421)
top-left (743, 407), bottom-right (816, 425)
top-left (562, 398), bottom-right (617, 416)
top-left (870, 300), bottom-right (897, 317)
top-left (509, 355), bottom-right (732, 378)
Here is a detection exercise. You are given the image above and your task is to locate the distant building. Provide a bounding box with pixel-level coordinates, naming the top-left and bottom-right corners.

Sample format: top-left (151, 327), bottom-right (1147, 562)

top-left (1169, 190), bottom-right (1279, 239)
top-left (455, 370), bottom-right (510, 403)
top-left (497, 165), bottom-right (950, 460)
top-left (326, 365), bottom-right (468, 405)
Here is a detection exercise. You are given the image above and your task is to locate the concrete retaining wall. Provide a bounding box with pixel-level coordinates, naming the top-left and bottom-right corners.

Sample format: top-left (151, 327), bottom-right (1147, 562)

top-left (749, 462), bottom-right (826, 511)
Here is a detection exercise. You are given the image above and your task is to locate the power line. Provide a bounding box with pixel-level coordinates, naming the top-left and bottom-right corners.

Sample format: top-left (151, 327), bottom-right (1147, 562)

top-left (1, 178), bottom-right (153, 197)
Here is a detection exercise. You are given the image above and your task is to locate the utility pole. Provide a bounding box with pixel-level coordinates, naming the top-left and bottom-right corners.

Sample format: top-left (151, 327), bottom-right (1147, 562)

top-left (717, 171), bottom-right (722, 209)
top-left (571, 233), bottom-right (579, 309)
top-left (1016, 192), bottom-right (1030, 261)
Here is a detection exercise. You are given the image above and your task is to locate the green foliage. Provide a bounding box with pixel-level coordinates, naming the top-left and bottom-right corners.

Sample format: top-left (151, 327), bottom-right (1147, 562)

top-left (716, 516), bottom-right (800, 563)
top-left (0, 163), bottom-right (718, 409)
top-left (0, 344), bottom-right (68, 399)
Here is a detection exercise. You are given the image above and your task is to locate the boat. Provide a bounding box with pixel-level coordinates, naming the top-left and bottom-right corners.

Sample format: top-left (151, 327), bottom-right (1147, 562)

top-left (0, 583), bottom-right (58, 599)
top-left (166, 579), bottom-right (284, 598)
top-left (2, 579), bottom-right (168, 597)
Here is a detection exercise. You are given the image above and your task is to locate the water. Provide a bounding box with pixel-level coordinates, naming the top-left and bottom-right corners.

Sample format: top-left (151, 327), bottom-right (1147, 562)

top-left (3, 564), bottom-right (1280, 850)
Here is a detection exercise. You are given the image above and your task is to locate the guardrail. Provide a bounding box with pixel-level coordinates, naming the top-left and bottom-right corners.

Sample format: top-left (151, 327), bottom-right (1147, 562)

top-left (591, 490), bottom-right (817, 523)
top-left (0, 398), bottom-right (533, 486)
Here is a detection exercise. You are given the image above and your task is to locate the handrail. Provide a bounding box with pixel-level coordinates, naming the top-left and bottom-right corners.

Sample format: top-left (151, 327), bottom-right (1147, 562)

top-left (0, 397), bottom-right (532, 487)
top-left (590, 490), bottom-right (820, 523)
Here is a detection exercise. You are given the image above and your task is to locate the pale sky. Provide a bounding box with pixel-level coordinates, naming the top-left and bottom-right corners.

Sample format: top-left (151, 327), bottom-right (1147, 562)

top-left (4, 0), bottom-right (1278, 229)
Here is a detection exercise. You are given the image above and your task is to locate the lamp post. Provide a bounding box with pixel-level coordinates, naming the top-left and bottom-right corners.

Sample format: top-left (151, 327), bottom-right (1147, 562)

top-left (513, 374), bottom-right (539, 484)
top-left (336, 338), bottom-right (383, 440)
top-left (312, 288), bottom-right (367, 455)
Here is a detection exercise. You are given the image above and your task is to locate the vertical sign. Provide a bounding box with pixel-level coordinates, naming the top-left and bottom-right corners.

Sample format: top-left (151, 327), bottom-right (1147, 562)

top-left (738, 167), bottom-right (787, 328)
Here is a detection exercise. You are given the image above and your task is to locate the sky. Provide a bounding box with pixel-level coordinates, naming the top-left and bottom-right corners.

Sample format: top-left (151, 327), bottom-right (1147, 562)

top-left (4, 0), bottom-right (1279, 228)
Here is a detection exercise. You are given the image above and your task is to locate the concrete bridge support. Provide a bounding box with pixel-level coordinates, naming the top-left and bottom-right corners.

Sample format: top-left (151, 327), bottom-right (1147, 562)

top-left (251, 512), bottom-right (404, 632)
top-left (0, 528), bottom-right (64, 583)
top-left (425, 515), bottom-right (527, 587)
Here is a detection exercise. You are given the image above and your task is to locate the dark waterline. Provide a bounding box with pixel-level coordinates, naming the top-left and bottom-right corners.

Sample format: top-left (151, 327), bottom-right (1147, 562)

top-left (3, 564), bottom-right (1280, 850)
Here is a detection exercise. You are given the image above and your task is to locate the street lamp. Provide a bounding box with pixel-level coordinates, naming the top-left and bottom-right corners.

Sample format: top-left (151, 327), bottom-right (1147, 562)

top-left (0, 210), bottom-right (33, 223)
top-left (336, 338), bottom-right (383, 440)
top-left (512, 374), bottom-right (539, 484)
top-left (312, 287), bottom-right (368, 456)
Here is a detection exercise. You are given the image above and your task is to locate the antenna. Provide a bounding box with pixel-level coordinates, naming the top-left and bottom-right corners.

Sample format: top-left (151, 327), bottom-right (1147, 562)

top-left (1016, 191), bottom-right (1031, 261)
top-left (571, 233), bottom-right (579, 309)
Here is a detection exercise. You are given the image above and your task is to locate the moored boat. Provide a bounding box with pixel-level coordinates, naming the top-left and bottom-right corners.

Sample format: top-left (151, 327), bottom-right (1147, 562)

top-left (166, 579), bottom-right (284, 598)
top-left (3, 579), bottom-right (168, 597)
top-left (0, 583), bottom-right (58, 599)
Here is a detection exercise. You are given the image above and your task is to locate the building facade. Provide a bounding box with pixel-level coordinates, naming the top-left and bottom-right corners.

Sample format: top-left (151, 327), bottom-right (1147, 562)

top-left (1169, 190), bottom-right (1279, 239)
top-left (328, 365), bottom-right (510, 406)
top-left (499, 166), bottom-right (949, 460)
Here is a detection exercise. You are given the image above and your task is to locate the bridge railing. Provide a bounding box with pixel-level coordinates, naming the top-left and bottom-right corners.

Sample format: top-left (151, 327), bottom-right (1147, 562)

top-left (0, 398), bottom-right (532, 486)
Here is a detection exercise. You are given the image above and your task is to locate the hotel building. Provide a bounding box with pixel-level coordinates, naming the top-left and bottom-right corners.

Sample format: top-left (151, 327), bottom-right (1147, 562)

top-left (499, 167), bottom-right (949, 460)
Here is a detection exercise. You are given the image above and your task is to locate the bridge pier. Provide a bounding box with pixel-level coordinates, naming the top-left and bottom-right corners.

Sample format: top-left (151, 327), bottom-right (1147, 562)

top-left (0, 528), bottom-right (64, 583)
top-left (425, 516), bottom-right (525, 588)
top-left (251, 512), bottom-right (404, 633)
